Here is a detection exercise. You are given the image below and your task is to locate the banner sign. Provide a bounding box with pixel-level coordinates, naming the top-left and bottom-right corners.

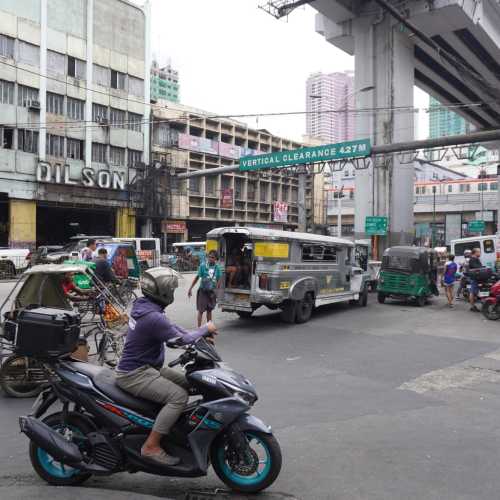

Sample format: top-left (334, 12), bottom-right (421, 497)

top-left (273, 201), bottom-right (288, 223)
top-left (221, 188), bottom-right (233, 209)
top-left (162, 221), bottom-right (186, 233)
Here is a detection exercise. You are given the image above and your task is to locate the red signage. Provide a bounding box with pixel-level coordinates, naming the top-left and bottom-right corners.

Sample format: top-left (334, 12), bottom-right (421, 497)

top-left (162, 221), bottom-right (186, 233)
top-left (221, 188), bottom-right (233, 209)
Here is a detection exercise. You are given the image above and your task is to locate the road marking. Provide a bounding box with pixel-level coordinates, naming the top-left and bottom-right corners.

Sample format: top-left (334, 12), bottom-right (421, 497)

top-left (399, 365), bottom-right (500, 394)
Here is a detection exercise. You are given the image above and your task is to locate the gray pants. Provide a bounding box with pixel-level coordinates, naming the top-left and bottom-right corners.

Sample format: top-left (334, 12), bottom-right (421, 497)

top-left (116, 366), bottom-right (189, 434)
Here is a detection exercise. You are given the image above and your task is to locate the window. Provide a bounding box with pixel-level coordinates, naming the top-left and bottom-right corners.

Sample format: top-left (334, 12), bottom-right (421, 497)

top-left (189, 177), bottom-right (200, 194)
top-left (110, 146), bottom-right (125, 165)
top-left (205, 176), bottom-right (216, 196)
top-left (110, 108), bottom-right (126, 128)
top-left (248, 181), bottom-right (256, 201)
top-left (18, 85), bottom-right (39, 107)
top-left (128, 112), bottom-right (142, 132)
top-left (92, 103), bottom-right (107, 122)
top-left (18, 129), bottom-right (39, 154)
top-left (459, 183), bottom-right (471, 193)
top-left (260, 183), bottom-right (268, 202)
top-left (46, 134), bottom-right (64, 157)
top-left (111, 70), bottom-right (126, 90)
top-left (454, 241), bottom-right (479, 256)
top-left (92, 142), bottom-right (106, 163)
top-left (67, 97), bottom-right (84, 120)
top-left (478, 183), bottom-right (488, 191)
top-left (47, 50), bottom-right (65, 76)
top-left (0, 35), bottom-right (14, 59)
top-left (448, 184), bottom-right (453, 193)
top-left (46, 92), bottom-right (64, 115)
top-left (93, 64), bottom-right (110, 87)
top-left (67, 138), bottom-right (84, 160)
top-left (490, 182), bottom-right (498, 191)
top-left (67, 56), bottom-right (86, 80)
top-left (0, 79), bottom-right (14, 104)
top-left (128, 76), bottom-right (144, 97)
top-left (0, 127), bottom-right (13, 149)
top-left (18, 41), bottom-right (39, 66)
top-left (128, 149), bottom-right (142, 167)
top-left (235, 178), bottom-right (243, 199)
top-left (302, 244), bottom-right (336, 262)
top-left (484, 239), bottom-right (495, 254)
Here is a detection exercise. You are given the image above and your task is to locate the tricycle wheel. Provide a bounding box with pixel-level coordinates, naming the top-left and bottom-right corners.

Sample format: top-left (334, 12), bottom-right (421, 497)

top-left (416, 295), bottom-right (426, 307)
top-left (377, 293), bottom-right (386, 304)
top-left (358, 286), bottom-right (368, 307)
top-left (236, 311), bottom-right (253, 319)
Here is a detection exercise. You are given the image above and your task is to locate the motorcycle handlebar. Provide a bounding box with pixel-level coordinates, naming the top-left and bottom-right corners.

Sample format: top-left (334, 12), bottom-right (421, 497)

top-left (167, 357), bottom-right (183, 368)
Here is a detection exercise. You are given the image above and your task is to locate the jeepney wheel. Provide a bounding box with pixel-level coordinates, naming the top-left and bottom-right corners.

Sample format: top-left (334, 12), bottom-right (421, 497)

top-left (416, 295), bottom-right (426, 307)
top-left (377, 293), bottom-right (386, 304)
top-left (237, 311), bottom-right (253, 319)
top-left (359, 287), bottom-right (368, 307)
top-left (295, 293), bottom-right (314, 324)
top-left (280, 300), bottom-right (296, 324)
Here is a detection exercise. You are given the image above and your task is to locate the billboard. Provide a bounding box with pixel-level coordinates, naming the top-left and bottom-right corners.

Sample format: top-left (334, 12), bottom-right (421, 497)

top-left (162, 220), bottom-right (186, 233)
top-left (273, 201), bottom-right (288, 223)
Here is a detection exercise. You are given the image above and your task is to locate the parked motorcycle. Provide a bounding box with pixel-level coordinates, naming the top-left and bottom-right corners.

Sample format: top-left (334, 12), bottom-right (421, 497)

top-left (19, 336), bottom-right (282, 494)
top-left (482, 279), bottom-right (500, 320)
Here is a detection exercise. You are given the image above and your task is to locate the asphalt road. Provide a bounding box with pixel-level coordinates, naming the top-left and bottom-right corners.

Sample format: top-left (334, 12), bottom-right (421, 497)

top-left (2, 276), bottom-right (500, 499)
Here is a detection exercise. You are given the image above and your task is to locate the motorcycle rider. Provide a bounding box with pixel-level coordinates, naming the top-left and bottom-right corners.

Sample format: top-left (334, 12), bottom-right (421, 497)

top-left (468, 247), bottom-right (483, 312)
top-left (456, 249), bottom-right (472, 299)
top-left (115, 267), bottom-right (217, 466)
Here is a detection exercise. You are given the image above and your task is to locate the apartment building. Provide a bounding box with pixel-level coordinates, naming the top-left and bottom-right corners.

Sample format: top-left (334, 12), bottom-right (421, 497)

top-left (151, 102), bottom-right (312, 243)
top-left (0, 0), bottom-right (150, 247)
top-left (150, 59), bottom-right (179, 103)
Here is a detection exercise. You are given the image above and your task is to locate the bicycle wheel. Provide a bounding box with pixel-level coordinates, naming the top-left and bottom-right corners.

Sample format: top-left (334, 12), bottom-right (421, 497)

top-left (0, 354), bottom-right (47, 398)
top-left (97, 330), bottom-right (125, 367)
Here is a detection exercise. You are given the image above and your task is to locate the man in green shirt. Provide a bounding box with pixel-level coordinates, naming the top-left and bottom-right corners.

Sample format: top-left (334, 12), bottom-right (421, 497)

top-left (188, 250), bottom-right (222, 327)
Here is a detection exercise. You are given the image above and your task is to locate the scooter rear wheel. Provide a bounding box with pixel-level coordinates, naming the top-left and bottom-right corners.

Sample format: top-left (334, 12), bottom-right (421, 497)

top-left (482, 303), bottom-right (500, 321)
top-left (211, 430), bottom-right (282, 494)
top-left (29, 412), bottom-right (94, 486)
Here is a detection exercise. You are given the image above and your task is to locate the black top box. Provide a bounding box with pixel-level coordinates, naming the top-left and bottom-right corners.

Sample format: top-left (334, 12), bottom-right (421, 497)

top-left (14, 307), bottom-right (80, 358)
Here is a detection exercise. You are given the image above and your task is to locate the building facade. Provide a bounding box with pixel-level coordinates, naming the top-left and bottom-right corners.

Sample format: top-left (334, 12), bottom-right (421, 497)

top-left (0, 0), bottom-right (150, 248)
top-left (305, 71), bottom-right (354, 144)
top-left (151, 102), bottom-right (314, 245)
top-left (150, 59), bottom-right (179, 103)
top-left (429, 96), bottom-right (468, 139)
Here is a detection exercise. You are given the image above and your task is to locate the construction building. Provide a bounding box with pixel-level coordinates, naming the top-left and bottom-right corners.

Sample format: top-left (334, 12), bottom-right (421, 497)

top-left (151, 102), bottom-right (323, 245)
top-left (0, 0), bottom-right (151, 248)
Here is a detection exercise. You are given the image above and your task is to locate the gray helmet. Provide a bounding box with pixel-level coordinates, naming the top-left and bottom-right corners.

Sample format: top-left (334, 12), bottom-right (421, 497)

top-left (141, 267), bottom-right (180, 307)
top-left (464, 249), bottom-right (472, 257)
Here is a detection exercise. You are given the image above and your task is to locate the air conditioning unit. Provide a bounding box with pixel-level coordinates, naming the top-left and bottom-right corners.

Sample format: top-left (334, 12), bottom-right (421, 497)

top-left (26, 100), bottom-right (40, 110)
top-left (97, 116), bottom-right (109, 125)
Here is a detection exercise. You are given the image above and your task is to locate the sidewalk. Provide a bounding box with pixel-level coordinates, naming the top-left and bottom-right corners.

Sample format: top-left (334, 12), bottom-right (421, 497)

top-left (0, 486), bottom-right (170, 500)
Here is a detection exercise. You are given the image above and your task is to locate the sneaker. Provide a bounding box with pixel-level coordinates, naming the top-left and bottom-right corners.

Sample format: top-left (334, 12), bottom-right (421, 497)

top-left (141, 448), bottom-right (180, 466)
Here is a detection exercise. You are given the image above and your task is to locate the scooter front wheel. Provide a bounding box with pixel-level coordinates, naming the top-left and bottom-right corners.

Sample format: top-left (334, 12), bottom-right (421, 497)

top-left (211, 431), bottom-right (282, 494)
top-left (482, 302), bottom-right (500, 320)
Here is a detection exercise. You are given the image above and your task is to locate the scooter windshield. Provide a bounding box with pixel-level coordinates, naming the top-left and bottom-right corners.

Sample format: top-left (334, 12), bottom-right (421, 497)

top-left (195, 337), bottom-right (222, 362)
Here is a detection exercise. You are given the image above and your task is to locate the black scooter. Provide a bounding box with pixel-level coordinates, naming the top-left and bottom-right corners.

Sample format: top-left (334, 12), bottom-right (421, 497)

top-left (19, 337), bottom-right (282, 494)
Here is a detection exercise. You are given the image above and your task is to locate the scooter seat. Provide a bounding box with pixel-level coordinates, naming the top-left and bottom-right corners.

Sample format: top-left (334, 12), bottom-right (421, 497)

top-left (69, 361), bottom-right (160, 417)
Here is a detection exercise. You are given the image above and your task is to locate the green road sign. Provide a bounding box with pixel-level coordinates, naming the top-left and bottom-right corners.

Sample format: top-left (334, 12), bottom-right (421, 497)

top-left (365, 216), bottom-right (388, 236)
top-left (239, 138), bottom-right (371, 172)
top-left (468, 220), bottom-right (485, 232)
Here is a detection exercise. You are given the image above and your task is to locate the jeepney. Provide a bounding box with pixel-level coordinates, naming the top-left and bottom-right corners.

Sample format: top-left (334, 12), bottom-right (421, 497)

top-left (206, 227), bottom-right (371, 323)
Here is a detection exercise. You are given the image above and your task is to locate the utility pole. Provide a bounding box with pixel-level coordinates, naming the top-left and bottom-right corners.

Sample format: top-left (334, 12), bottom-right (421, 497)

top-left (298, 172), bottom-right (306, 232)
top-left (432, 185), bottom-right (436, 248)
top-left (497, 164), bottom-right (500, 235)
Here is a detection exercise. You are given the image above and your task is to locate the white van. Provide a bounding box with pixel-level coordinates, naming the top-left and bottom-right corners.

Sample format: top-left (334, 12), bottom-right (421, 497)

top-left (113, 238), bottom-right (160, 269)
top-left (450, 235), bottom-right (500, 270)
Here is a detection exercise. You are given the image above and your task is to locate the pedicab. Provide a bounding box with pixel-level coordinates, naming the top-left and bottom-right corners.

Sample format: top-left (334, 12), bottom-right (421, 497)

top-left (0, 263), bottom-right (127, 398)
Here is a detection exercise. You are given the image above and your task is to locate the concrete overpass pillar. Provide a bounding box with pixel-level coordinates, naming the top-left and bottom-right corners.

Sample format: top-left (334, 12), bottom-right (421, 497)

top-left (354, 14), bottom-right (415, 247)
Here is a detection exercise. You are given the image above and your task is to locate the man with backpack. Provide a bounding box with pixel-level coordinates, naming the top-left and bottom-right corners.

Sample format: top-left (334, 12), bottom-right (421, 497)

top-left (188, 250), bottom-right (222, 327)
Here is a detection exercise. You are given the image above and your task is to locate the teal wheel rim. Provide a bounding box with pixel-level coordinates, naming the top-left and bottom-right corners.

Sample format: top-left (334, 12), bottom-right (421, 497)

top-left (217, 432), bottom-right (272, 486)
top-left (36, 424), bottom-right (83, 479)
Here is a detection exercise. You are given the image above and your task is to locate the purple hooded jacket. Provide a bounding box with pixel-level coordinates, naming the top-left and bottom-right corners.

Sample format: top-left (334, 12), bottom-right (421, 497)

top-left (117, 297), bottom-right (208, 373)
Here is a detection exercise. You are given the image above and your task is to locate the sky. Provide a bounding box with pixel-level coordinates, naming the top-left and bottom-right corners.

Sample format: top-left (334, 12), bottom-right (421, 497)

top-left (147, 0), bottom-right (429, 142)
